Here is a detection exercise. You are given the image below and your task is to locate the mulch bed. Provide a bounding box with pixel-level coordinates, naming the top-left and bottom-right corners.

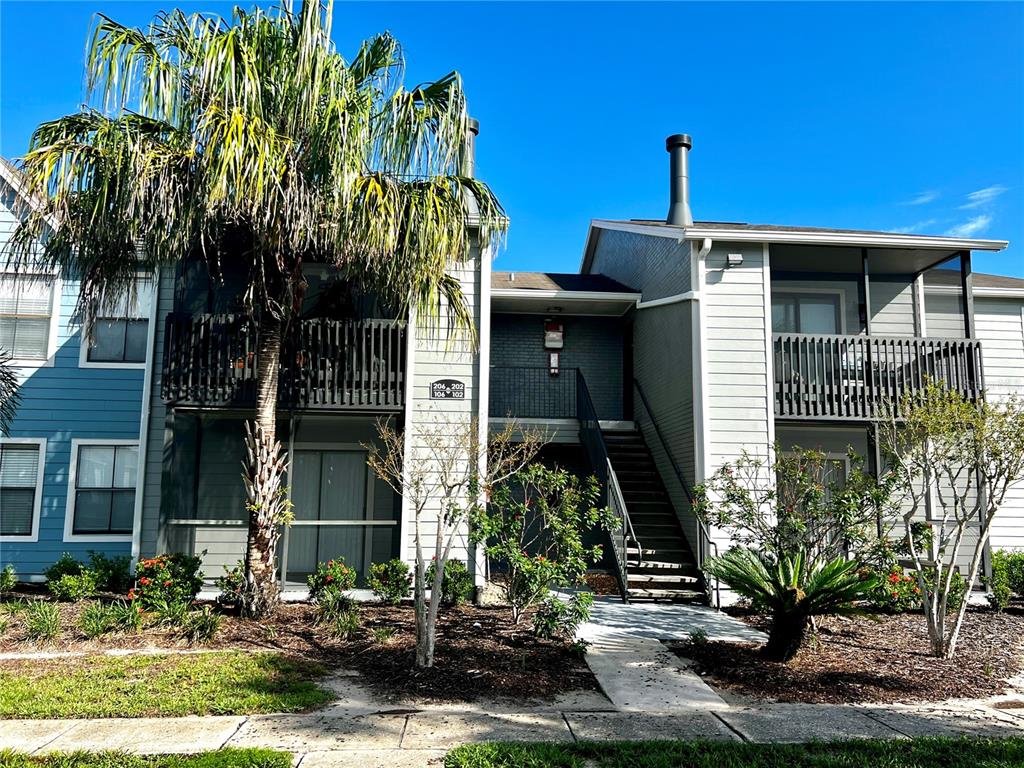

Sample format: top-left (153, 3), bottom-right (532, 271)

top-left (667, 608), bottom-right (1024, 705)
top-left (0, 593), bottom-right (596, 703)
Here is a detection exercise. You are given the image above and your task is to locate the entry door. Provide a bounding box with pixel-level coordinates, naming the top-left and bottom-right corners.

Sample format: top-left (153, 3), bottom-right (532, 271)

top-left (285, 449), bottom-right (368, 584)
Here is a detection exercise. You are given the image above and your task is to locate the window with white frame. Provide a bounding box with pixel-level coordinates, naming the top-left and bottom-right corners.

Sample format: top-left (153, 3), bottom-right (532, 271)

top-left (0, 442), bottom-right (42, 537)
top-left (0, 273), bottom-right (55, 360)
top-left (84, 280), bottom-right (154, 364)
top-left (71, 443), bottom-right (138, 535)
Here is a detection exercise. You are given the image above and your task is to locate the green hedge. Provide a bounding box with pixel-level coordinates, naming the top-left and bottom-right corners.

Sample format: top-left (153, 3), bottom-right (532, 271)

top-left (445, 738), bottom-right (1024, 768)
top-left (0, 749), bottom-right (291, 768)
top-left (986, 550), bottom-right (1024, 611)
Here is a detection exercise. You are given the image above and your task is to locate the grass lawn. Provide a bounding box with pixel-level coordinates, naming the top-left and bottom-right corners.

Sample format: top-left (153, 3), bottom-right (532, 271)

top-left (0, 749), bottom-right (290, 768)
top-left (0, 652), bottom-right (332, 718)
top-left (444, 737), bottom-right (1024, 768)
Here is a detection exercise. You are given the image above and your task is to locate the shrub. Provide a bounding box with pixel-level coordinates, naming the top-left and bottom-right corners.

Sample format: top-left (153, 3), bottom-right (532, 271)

top-left (80, 602), bottom-right (115, 638)
top-left (330, 606), bottom-right (360, 640)
top-left (865, 567), bottom-right (923, 613)
top-left (48, 571), bottom-right (98, 602)
top-left (368, 559), bottom-right (411, 605)
top-left (88, 552), bottom-right (133, 593)
top-left (533, 592), bottom-right (593, 641)
top-left (371, 626), bottom-right (396, 644)
top-left (44, 552), bottom-right (84, 583)
top-left (149, 597), bottom-right (191, 627)
top-left (470, 463), bottom-right (615, 623)
top-left (0, 614), bottom-right (8, 636)
top-left (426, 558), bottom-right (474, 606)
top-left (307, 559), bottom-right (356, 603)
top-left (182, 607), bottom-right (221, 644)
top-left (24, 601), bottom-right (61, 641)
top-left (314, 589), bottom-right (354, 626)
top-left (215, 561), bottom-right (245, 608)
top-left (108, 598), bottom-right (144, 633)
top-left (705, 548), bottom-right (879, 662)
top-left (132, 553), bottom-right (204, 609)
top-left (986, 550), bottom-right (1024, 611)
top-left (0, 564), bottom-right (16, 595)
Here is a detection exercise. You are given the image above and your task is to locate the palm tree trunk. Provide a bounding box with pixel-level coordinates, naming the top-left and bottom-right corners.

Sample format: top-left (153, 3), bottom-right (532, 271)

top-left (765, 610), bottom-right (809, 662)
top-left (243, 313), bottom-right (284, 617)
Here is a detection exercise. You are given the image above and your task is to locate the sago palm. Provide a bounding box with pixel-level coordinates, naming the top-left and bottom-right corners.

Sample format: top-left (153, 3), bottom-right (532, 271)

top-left (705, 548), bottom-right (878, 661)
top-left (6, 0), bottom-right (505, 616)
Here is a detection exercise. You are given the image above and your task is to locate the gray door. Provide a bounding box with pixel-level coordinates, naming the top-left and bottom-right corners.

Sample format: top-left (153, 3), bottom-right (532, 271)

top-left (285, 449), bottom-right (368, 584)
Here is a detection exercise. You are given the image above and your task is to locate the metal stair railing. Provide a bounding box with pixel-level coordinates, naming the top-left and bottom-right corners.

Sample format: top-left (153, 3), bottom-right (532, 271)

top-left (575, 369), bottom-right (638, 603)
top-left (632, 379), bottom-right (719, 608)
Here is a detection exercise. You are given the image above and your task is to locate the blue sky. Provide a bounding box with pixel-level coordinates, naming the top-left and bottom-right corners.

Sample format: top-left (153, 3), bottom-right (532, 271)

top-left (2, 1), bottom-right (1022, 277)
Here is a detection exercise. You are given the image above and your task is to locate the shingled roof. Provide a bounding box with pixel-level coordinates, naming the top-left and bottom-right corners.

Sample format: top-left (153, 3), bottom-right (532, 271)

top-left (492, 271), bottom-right (638, 293)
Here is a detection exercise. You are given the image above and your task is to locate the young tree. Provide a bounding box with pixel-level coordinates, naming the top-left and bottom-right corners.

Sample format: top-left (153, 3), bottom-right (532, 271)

top-left (366, 417), bottom-right (543, 668)
top-left (8, 1), bottom-right (505, 616)
top-left (696, 447), bottom-right (891, 661)
top-left (880, 383), bottom-right (1024, 658)
top-left (469, 463), bottom-right (615, 624)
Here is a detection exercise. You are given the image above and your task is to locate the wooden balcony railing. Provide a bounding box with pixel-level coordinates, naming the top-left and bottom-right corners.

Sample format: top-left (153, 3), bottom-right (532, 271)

top-left (774, 333), bottom-right (984, 420)
top-left (161, 313), bottom-right (406, 411)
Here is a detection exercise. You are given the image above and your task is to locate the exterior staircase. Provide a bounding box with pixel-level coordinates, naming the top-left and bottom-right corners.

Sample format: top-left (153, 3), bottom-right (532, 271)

top-left (602, 429), bottom-right (706, 603)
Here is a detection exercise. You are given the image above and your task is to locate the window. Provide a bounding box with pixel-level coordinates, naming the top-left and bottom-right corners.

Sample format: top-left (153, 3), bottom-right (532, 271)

top-left (772, 293), bottom-right (842, 334)
top-left (84, 280), bottom-right (154, 364)
top-left (0, 273), bottom-right (55, 360)
top-left (69, 443), bottom-right (138, 536)
top-left (0, 441), bottom-right (43, 538)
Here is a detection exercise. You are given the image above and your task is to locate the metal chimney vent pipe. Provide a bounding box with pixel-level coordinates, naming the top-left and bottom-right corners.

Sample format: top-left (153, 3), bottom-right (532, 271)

top-left (665, 133), bottom-right (693, 226)
top-left (465, 117), bottom-right (480, 179)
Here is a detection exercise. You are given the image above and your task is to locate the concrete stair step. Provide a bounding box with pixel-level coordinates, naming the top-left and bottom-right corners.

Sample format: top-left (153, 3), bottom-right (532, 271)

top-left (627, 572), bottom-right (701, 586)
top-left (626, 587), bottom-right (706, 601)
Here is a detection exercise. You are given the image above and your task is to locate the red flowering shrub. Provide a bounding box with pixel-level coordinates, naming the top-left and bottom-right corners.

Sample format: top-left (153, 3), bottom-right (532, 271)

top-left (865, 567), bottom-right (921, 613)
top-left (131, 553), bottom-right (204, 609)
top-left (307, 558), bottom-right (356, 602)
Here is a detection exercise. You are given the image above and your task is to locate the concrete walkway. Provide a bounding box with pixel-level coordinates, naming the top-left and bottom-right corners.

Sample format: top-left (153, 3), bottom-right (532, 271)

top-left (578, 596), bottom-right (767, 711)
top-left (5, 701), bottom-right (1024, 766)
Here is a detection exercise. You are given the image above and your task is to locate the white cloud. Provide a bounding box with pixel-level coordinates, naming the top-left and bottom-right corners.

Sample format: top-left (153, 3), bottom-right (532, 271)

top-left (890, 219), bottom-right (937, 234)
top-left (902, 190), bottom-right (939, 206)
top-left (959, 185), bottom-right (1008, 210)
top-left (944, 215), bottom-right (992, 238)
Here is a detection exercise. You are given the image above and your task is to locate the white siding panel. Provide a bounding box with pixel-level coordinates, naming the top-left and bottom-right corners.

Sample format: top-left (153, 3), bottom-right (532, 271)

top-left (977, 297), bottom-right (1024, 551)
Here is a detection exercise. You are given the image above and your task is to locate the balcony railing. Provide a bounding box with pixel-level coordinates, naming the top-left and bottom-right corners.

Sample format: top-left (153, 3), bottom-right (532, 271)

top-left (162, 313), bottom-right (406, 411)
top-left (774, 333), bottom-right (984, 420)
top-left (488, 366), bottom-right (577, 419)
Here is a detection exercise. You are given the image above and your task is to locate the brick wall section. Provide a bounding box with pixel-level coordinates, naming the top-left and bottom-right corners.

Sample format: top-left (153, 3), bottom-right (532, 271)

top-left (490, 313), bottom-right (625, 420)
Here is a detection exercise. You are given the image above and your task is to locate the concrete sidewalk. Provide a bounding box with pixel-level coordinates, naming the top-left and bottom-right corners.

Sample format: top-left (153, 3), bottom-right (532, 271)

top-left (5, 701), bottom-right (1024, 766)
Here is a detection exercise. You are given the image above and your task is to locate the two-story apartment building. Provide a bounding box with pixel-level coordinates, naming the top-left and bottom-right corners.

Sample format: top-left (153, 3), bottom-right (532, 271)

top-left (3, 132), bottom-right (1022, 606)
top-left (0, 159), bottom-right (154, 578)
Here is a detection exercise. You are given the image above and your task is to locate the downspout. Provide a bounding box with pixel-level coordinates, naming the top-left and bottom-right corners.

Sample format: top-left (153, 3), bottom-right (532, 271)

top-left (130, 273), bottom-right (160, 564)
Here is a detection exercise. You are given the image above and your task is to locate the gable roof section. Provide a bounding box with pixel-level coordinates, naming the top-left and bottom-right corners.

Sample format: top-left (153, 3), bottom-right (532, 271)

top-left (492, 271), bottom-right (637, 293)
top-left (581, 218), bottom-right (1009, 273)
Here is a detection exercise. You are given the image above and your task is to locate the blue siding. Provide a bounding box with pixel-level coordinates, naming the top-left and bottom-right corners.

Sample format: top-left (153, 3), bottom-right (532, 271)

top-left (0, 183), bottom-right (146, 578)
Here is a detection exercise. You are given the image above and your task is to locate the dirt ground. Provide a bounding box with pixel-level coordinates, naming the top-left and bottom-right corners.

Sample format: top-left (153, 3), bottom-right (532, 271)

top-left (668, 608), bottom-right (1024, 705)
top-left (0, 593), bottom-right (598, 703)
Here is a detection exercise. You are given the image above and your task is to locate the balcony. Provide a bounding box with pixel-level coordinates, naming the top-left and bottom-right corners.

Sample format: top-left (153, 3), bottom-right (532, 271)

top-left (489, 366), bottom-right (578, 419)
top-left (773, 333), bottom-right (984, 420)
top-left (161, 313), bottom-right (406, 411)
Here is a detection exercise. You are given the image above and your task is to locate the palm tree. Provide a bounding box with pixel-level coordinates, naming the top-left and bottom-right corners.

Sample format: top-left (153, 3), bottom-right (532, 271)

top-left (7, 0), bottom-right (505, 616)
top-left (0, 350), bottom-right (20, 434)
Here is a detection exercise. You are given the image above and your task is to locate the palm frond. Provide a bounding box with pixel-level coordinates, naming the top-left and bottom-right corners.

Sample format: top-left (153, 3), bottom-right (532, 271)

top-left (7, 0), bottom-right (504, 333)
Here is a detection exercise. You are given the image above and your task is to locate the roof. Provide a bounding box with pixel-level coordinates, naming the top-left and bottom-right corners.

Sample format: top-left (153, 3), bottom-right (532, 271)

top-left (974, 272), bottom-right (1024, 291)
top-left (626, 218), bottom-right (1010, 246)
top-left (492, 271), bottom-right (638, 294)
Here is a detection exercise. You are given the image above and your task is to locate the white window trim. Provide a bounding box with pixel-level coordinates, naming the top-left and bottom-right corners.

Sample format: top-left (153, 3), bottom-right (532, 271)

top-left (3, 271), bottom-right (61, 369)
top-left (0, 437), bottom-right (46, 543)
top-left (771, 287), bottom-right (848, 335)
top-left (78, 279), bottom-right (158, 370)
top-left (63, 438), bottom-right (139, 543)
